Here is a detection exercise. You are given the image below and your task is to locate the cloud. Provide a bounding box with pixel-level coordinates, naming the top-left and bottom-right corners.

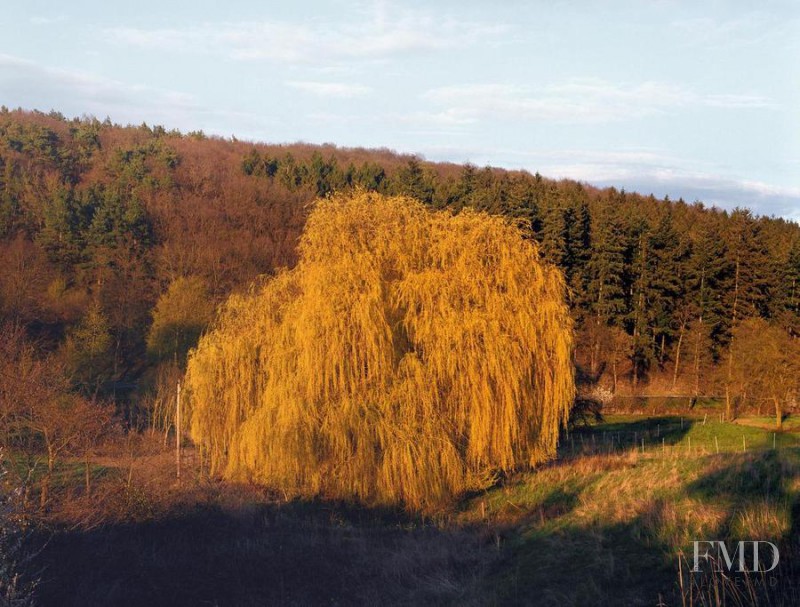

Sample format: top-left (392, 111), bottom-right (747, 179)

top-left (531, 149), bottom-right (800, 219)
top-left (286, 81), bottom-right (372, 98)
top-left (411, 144), bottom-right (800, 221)
top-left (29, 16), bottom-right (67, 26)
top-left (611, 174), bottom-right (800, 222)
top-left (419, 78), bottom-right (776, 126)
top-left (671, 12), bottom-right (796, 50)
top-left (104, 6), bottom-right (508, 64)
top-left (0, 54), bottom-right (274, 136)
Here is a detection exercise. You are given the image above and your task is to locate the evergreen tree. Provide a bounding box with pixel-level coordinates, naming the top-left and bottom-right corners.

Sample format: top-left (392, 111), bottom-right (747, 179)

top-left (393, 158), bottom-right (434, 204)
top-left (646, 212), bottom-right (688, 368)
top-left (354, 162), bottom-right (386, 192)
top-left (38, 186), bottom-right (86, 267)
top-left (776, 239), bottom-right (800, 333)
top-left (627, 216), bottom-right (651, 386)
top-left (584, 202), bottom-right (627, 373)
top-left (504, 173), bottom-right (541, 237)
top-left (538, 187), bottom-right (569, 268)
top-left (564, 196), bottom-right (592, 310)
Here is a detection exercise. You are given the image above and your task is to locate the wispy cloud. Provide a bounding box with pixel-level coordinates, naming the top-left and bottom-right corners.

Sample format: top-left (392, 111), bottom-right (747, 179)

top-left (529, 149), bottom-right (800, 219)
top-left (29, 15), bottom-right (67, 26)
top-left (104, 6), bottom-right (508, 64)
top-left (671, 12), bottom-right (796, 50)
top-left (411, 144), bottom-right (800, 221)
top-left (286, 81), bottom-right (372, 98)
top-left (419, 78), bottom-right (776, 126)
top-left (613, 174), bottom-right (800, 221)
top-left (0, 54), bottom-right (274, 135)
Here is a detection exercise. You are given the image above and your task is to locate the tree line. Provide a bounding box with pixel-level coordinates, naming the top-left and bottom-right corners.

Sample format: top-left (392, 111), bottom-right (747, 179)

top-left (1, 108), bottom-right (799, 432)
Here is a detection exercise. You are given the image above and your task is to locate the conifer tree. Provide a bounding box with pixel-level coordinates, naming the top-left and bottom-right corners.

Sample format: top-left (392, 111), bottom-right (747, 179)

top-left (646, 213), bottom-right (688, 368)
top-left (585, 202), bottom-right (627, 374)
top-left (393, 158), bottom-right (434, 205)
top-left (723, 209), bottom-right (773, 417)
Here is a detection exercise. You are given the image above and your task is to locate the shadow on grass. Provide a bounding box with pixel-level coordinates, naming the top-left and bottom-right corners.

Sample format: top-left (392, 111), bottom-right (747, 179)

top-left (682, 448), bottom-right (800, 604)
top-left (559, 416), bottom-right (693, 460)
top-left (27, 445), bottom-right (800, 606)
top-left (485, 495), bottom-right (680, 606)
top-left (492, 448), bottom-right (800, 606)
top-left (30, 496), bottom-right (494, 607)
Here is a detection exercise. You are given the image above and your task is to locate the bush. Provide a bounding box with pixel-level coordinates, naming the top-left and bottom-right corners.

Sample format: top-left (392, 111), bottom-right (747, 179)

top-left (0, 451), bottom-right (36, 607)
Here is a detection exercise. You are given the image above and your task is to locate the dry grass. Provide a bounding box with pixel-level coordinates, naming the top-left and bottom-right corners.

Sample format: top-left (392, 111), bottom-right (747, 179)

top-left (20, 415), bottom-right (800, 606)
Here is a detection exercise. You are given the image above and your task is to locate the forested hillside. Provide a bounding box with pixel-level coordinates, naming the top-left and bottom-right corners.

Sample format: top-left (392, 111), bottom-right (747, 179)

top-left (1, 108), bottom-right (799, 424)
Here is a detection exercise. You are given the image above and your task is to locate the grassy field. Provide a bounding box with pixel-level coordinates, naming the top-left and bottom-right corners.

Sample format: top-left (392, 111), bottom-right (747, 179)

top-left (458, 415), bottom-right (800, 605)
top-left (22, 414), bottom-right (800, 606)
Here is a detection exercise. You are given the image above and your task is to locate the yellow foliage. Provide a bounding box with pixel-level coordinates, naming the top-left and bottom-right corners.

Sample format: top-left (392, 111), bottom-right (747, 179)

top-left (147, 276), bottom-right (215, 362)
top-left (186, 192), bottom-right (575, 511)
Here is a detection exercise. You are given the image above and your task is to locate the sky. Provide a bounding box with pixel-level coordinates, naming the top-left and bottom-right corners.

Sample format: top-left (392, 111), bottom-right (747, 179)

top-left (1, 0), bottom-right (798, 220)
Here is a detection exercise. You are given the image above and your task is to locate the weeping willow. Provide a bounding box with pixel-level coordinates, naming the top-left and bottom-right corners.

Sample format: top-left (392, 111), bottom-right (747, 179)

top-left (186, 191), bottom-right (574, 511)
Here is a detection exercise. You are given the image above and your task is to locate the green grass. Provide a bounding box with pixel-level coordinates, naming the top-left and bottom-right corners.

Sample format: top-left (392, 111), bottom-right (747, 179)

top-left (455, 415), bottom-right (800, 605)
top-left (3, 454), bottom-right (116, 490)
top-left (586, 414), bottom-right (800, 453)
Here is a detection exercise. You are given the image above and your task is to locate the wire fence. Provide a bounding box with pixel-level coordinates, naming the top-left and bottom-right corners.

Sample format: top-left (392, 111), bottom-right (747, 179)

top-left (562, 417), bottom-right (787, 459)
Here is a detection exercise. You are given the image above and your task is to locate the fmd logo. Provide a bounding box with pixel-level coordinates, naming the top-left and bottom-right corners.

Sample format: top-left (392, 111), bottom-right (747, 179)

top-left (692, 541), bottom-right (780, 573)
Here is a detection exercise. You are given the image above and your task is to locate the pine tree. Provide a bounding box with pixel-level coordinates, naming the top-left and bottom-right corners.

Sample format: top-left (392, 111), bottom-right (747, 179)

top-left (564, 197), bottom-right (592, 312)
top-left (680, 218), bottom-right (732, 393)
top-left (354, 162), bottom-right (386, 192)
top-left (38, 185), bottom-right (86, 267)
top-left (504, 173), bottom-right (541, 237)
top-left (585, 202), bottom-right (627, 374)
top-left (646, 212), bottom-right (688, 369)
top-left (722, 209), bottom-right (773, 418)
top-left (628, 216), bottom-right (651, 386)
top-left (538, 186), bottom-right (569, 269)
top-left (393, 158), bottom-right (434, 204)
top-left (776, 239), bottom-right (800, 333)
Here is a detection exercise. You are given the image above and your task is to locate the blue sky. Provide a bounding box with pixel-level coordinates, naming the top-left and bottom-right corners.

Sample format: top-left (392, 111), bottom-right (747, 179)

top-left (1, 1), bottom-right (798, 219)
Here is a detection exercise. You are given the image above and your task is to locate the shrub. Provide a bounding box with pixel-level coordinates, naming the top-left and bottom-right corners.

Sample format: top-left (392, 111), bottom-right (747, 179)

top-left (0, 450), bottom-right (35, 606)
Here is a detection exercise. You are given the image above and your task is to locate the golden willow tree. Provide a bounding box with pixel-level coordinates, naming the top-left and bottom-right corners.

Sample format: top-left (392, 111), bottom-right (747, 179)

top-left (186, 192), bottom-right (574, 511)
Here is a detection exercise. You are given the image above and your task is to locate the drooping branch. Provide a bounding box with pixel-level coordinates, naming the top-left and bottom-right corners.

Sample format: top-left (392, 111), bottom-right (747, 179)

top-left (186, 191), bottom-right (575, 511)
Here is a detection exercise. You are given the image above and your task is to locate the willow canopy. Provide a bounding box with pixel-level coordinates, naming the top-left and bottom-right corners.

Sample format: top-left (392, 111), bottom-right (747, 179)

top-left (186, 192), bottom-right (574, 511)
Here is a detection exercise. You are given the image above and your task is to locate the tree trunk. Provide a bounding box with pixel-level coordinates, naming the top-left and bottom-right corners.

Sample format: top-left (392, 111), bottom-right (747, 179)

top-left (693, 269), bottom-right (706, 398)
top-left (40, 477), bottom-right (49, 509)
top-left (725, 258), bottom-right (741, 421)
top-left (612, 358), bottom-right (618, 393)
top-left (775, 397), bottom-right (783, 430)
top-left (41, 441), bottom-right (55, 509)
top-left (725, 386), bottom-right (733, 422)
top-left (85, 452), bottom-right (92, 495)
top-left (632, 233), bottom-right (646, 389)
top-left (672, 323), bottom-right (685, 390)
top-left (592, 284), bottom-right (605, 376)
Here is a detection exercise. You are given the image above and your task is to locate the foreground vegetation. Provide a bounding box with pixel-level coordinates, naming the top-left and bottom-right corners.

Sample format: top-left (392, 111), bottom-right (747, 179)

top-left (0, 414), bottom-right (792, 606)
